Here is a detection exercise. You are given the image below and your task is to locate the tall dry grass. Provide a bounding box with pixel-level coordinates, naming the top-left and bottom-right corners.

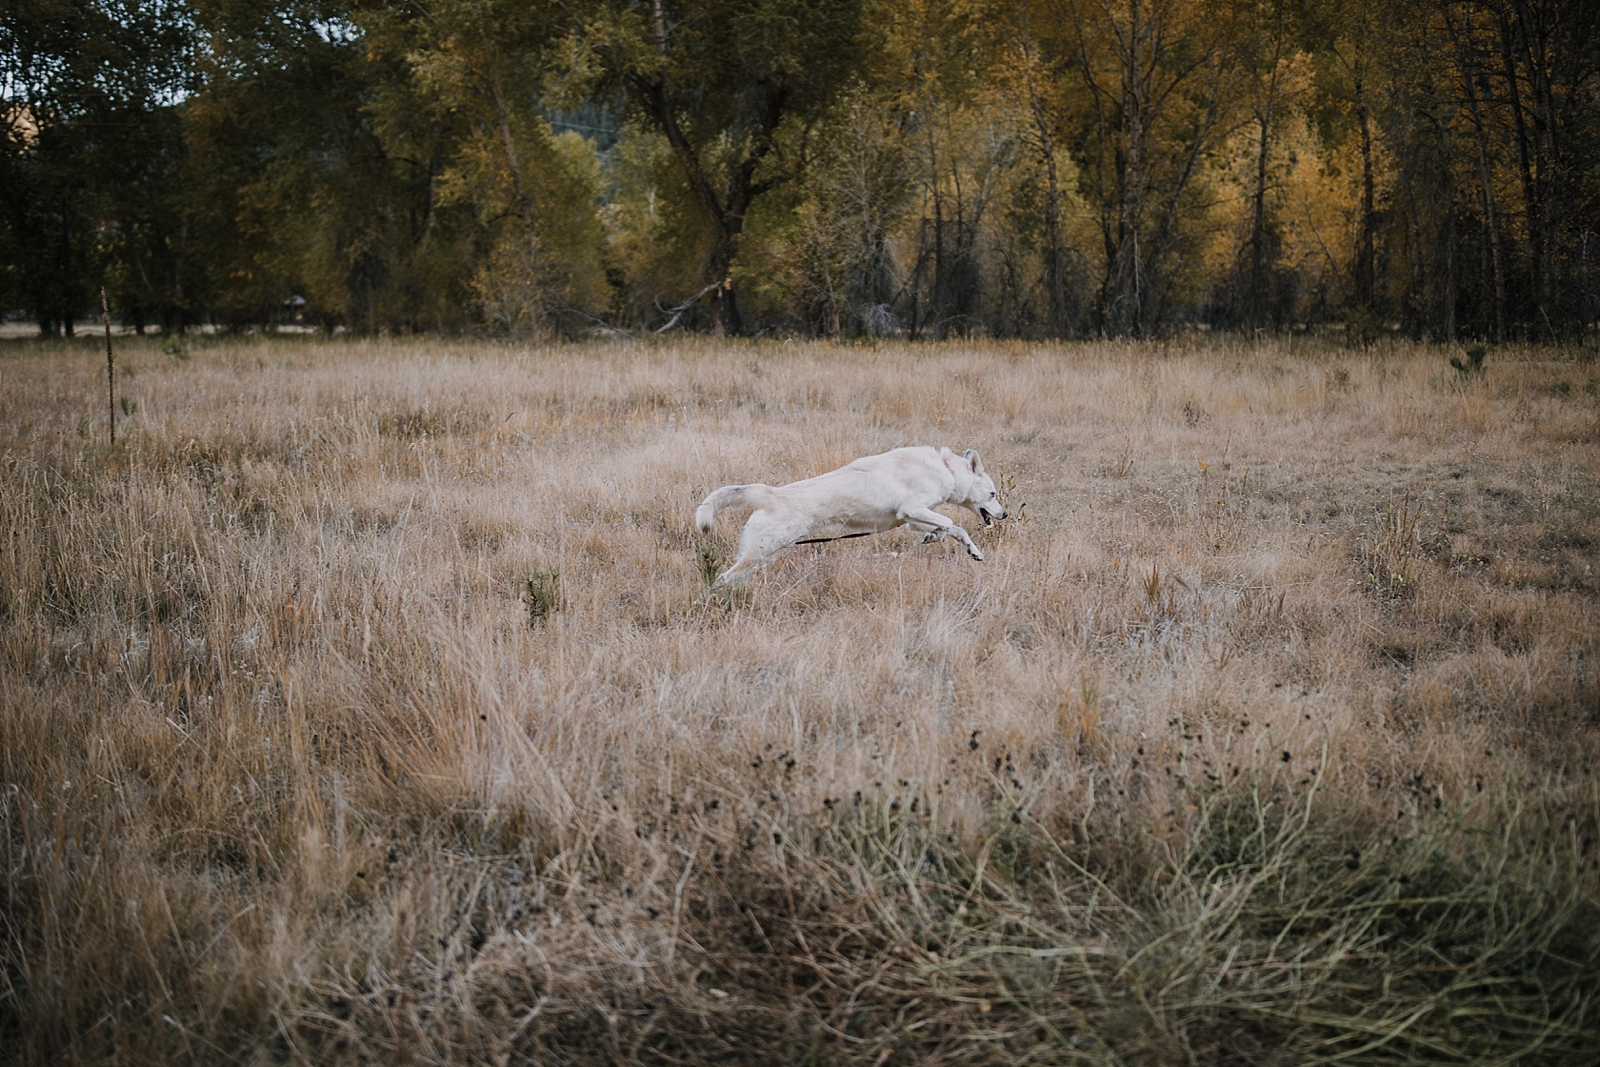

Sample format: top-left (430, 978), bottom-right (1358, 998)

top-left (1, 334), bottom-right (1597, 1065)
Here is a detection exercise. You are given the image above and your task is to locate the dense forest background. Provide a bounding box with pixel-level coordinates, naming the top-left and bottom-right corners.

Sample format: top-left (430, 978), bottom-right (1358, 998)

top-left (2, 0), bottom-right (1597, 340)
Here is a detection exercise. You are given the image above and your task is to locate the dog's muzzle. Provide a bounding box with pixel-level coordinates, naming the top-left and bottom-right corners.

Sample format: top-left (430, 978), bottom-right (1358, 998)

top-left (979, 506), bottom-right (1005, 526)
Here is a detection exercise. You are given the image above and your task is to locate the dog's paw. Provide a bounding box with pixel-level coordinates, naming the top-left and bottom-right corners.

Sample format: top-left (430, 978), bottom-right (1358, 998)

top-left (920, 532), bottom-right (939, 544)
top-left (966, 545), bottom-right (984, 561)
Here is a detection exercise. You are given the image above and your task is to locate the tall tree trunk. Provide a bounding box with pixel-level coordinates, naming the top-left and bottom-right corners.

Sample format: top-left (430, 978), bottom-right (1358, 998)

top-left (1092, 110), bottom-right (1116, 333)
top-left (707, 238), bottom-right (742, 336)
top-left (1514, 0), bottom-right (1559, 334)
top-left (1353, 74), bottom-right (1376, 313)
top-left (927, 121), bottom-right (947, 338)
top-left (1247, 106), bottom-right (1273, 327)
top-left (485, 61), bottom-right (541, 266)
top-left (949, 130), bottom-right (973, 335)
top-left (1446, 6), bottom-right (1507, 340)
top-left (1496, 6), bottom-right (1543, 332)
top-left (1111, 0), bottom-right (1146, 337)
top-left (624, 0), bottom-right (788, 335)
top-left (1068, 6), bottom-right (1117, 334)
top-left (1025, 68), bottom-right (1068, 337)
top-left (1244, 2), bottom-right (1288, 330)
top-left (1148, 75), bottom-right (1221, 285)
top-left (174, 211), bottom-right (187, 330)
top-left (630, 68), bottom-right (743, 334)
top-left (1442, 195), bottom-right (1457, 341)
top-left (1470, 112), bottom-right (1506, 340)
top-left (1583, 229), bottom-right (1594, 331)
top-left (61, 207), bottom-right (75, 337)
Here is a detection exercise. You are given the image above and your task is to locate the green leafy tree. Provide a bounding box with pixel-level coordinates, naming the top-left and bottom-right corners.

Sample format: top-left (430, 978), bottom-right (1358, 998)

top-left (1052, 0), bottom-right (1244, 336)
top-left (358, 0), bottom-right (608, 335)
top-left (1, 0), bottom-right (193, 334)
top-left (186, 0), bottom-right (405, 328)
top-left (579, 0), bottom-right (864, 333)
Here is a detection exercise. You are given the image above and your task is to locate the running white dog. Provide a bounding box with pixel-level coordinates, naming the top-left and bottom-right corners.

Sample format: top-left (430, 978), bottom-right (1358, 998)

top-left (695, 446), bottom-right (1007, 585)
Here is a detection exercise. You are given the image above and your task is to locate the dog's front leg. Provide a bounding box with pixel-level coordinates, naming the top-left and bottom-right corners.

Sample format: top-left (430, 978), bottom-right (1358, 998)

top-left (901, 507), bottom-right (982, 561)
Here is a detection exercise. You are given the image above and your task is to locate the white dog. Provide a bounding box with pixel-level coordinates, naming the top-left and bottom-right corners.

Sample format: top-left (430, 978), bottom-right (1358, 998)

top-left (695, 446), bottom-right (1007, 584)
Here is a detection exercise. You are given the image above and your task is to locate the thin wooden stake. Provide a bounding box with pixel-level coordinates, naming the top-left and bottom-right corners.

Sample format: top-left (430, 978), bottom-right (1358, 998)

top-left (102, 286), bottom-right (114, 447)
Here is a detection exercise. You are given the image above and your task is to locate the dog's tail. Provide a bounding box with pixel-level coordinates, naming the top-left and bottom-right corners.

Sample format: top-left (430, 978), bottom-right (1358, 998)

top-left (695, 484), bottom-right (773, 533)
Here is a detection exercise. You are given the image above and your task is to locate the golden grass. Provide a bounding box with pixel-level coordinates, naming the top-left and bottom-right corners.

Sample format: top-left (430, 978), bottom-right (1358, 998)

top-left (2, 334), bottom-right (1598, 1064)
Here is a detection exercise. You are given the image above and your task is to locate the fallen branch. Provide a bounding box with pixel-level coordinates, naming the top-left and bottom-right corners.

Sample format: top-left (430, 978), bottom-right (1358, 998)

top-left (654, 280), bottom-right (722, 334)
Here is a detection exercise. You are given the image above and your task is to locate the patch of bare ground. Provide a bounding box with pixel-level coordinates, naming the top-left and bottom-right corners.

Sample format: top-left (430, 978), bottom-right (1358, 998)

top-left (2, 335), bottom-right (1597, 1064)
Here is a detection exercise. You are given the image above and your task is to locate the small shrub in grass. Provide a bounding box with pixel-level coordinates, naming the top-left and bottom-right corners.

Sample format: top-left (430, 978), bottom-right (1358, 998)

top-left (1451, 342), bottom-right (1489, 379)
top-left (1345, 306), bottom-right (1383, 348)
top-left (522, 568), bottom-right (560, 626)
top-left (1360, 494), bottom-right (1424, 604)
top-left (695, 539), bottom-right (722, 588)
top-left (691, 538), bottom-right (751, 607)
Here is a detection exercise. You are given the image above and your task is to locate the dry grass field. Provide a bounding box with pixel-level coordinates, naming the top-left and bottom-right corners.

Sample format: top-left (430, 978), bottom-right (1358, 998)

top-left (2, 334), bottom-right (1598, 1065)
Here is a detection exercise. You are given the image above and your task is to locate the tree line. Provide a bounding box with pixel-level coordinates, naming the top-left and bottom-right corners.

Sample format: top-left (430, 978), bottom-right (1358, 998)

top-left (3, 0), bottom-right (1597, 341)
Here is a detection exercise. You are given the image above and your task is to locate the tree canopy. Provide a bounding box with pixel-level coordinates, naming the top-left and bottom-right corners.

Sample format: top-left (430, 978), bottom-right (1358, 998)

top-left (3, 0), bottom-right (1597, 339)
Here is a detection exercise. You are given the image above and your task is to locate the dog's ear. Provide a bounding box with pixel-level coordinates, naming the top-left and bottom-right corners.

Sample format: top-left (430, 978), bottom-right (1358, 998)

top-left (964, 449), bottom-right (984, 475)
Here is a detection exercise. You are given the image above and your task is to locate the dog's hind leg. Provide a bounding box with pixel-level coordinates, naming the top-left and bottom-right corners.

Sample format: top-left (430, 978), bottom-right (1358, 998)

top-left (717, 509), bottom-right (812, 584)
top-left (900, 507), bottom-right (982, 561)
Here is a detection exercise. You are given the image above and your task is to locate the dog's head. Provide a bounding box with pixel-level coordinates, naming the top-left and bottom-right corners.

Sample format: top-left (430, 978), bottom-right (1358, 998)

top-left (959, 450), bottom-right (1007, 526)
